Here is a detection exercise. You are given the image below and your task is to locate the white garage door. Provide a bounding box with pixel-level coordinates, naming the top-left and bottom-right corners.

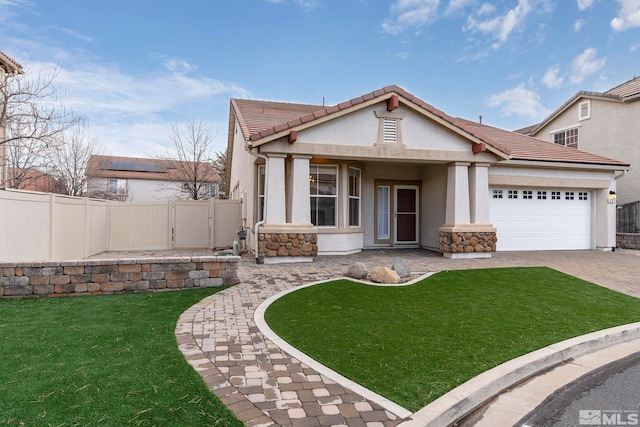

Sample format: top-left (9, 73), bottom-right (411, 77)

top-left (489, 189), bottom-right (591, 251)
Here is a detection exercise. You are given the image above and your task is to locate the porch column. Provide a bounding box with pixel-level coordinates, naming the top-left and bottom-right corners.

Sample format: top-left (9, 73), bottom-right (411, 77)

top-left (445, 162), bottom-right (471, 225)
top-left (290, 155), bottom-right (312, 224)
top-left (469, 163), bottom-right (491, 224)
top-left (265, 154), bottom-right (287, 224)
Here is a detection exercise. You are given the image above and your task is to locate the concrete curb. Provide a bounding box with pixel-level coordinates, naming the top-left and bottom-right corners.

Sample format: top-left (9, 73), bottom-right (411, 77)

top-left (398, 321), bottom-right (640, 427)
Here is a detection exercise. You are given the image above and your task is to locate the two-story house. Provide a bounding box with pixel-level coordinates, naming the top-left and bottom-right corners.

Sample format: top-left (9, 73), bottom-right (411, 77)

top-left (86, 155), bottom-right (219, 201)
top-left (520, 76), bottom-right (639, 206)
top-left (0, 50), bottom-right (24, 189)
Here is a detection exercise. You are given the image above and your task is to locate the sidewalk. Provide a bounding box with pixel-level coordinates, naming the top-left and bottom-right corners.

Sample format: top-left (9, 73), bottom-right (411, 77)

top-left (169, 249), bottom-right (640, 426)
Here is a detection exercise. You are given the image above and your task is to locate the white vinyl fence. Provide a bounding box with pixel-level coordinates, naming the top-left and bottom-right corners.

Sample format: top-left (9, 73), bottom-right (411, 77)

top-left (0, 189), bottom-right (242, 262)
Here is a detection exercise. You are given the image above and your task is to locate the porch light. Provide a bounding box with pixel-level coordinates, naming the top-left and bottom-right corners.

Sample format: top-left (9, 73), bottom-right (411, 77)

top-left (607, 191), bottom-right (617, 204)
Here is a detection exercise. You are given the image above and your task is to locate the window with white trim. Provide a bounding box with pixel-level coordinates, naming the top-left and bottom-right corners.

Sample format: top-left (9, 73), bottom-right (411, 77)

top-left (377, 186), bottom-right (390, 240)
top-left (537, 191), bottom-right (547, 200)
top-left (348, 167), bottom-right (361, 227)
top-left (508, 190), bottom-right (518, 199)
top-left (553, 128), bottom-right (579, 149)
top-left (523, 190), bottom-right (533, 199)
top-left (310, 165), bottom-right (337, 227)
top-left (492, 190), bottom-right (503, 199)
top-left (579, 192), bottom-right (588, 200)
top-left (108, 178), bottom-right (127, 195)
top-left (257, 165), bottom-right (265, 221)
top-left (565, 191), bottom-right (574, 200)
top-left (578, 100), bottom-right (591, 121)
top-left (551, 191), bottom-right (561, 200)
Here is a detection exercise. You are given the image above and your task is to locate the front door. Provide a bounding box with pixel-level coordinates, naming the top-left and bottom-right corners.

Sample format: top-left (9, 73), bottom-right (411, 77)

top-left (395, 186), bottom-right (418, 244)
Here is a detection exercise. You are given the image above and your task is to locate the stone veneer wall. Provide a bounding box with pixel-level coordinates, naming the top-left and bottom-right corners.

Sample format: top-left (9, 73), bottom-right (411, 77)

top-left (439, 231), bottom-right (497, 254)
top-left (617, 233), bottom-right (640, 250)
top-left (259, 233), bottom-right (318, 258)
top-left (0, 256), bottom-right (239, 298)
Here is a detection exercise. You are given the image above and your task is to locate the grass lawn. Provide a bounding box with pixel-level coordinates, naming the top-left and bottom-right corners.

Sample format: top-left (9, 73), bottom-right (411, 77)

top-left (0, 288), bottom-right (243, 427)
top-left (265, 267), bottom-right (640, 412)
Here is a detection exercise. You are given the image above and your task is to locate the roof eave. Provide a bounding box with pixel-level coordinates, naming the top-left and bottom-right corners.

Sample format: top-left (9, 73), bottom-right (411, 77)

top-left (500, 158), bottom-right (630, 171)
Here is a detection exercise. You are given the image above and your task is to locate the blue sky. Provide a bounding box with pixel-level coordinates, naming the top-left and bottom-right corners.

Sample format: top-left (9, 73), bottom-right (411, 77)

top-left (1, 0), bottom-right (639, 157)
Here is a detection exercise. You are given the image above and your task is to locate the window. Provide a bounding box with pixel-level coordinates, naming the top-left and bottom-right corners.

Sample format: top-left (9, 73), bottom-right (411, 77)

top-left (579, 192), bottom-right (588, 200)
top-left (348, 167), bottom-right (361, 227)
top-left (578, 100), bottom-right (591, 121)
top-left (565, 191), bottom-right (575, 200)
top-left (508, 190), bottom-right (518, 199)
top-left (553, 128), bottom-right (579, 149)
top-left (537, 191), bottom-right (547, 200)
top-left (377, 186), bottom-right (390, 240)
top-left (492, 190), bottom-right (503, 199)
top-left (310, 165), bottom-right (337, 227)
top-left (257, 165), bottom-right (265, 221)
top-left (551, 191), bottom-right (561, 200)
top-left (523, 190), bottom-right (533, 199)
top-left (108, 178), bottom-right (127, 195)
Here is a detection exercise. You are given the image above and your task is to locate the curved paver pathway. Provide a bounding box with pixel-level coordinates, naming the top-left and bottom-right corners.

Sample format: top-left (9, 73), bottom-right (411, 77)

top-left (174, 249), bottom-right (640, 427)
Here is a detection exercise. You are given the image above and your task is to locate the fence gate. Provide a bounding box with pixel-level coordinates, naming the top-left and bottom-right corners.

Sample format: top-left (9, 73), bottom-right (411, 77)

top-left (173, 200), bottom-right (211, 248)
top-left (617, 201), bottom-right (640, 233)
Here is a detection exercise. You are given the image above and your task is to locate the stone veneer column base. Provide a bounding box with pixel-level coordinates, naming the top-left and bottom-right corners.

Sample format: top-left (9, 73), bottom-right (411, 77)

top-left (258, 231), bottom-right (318, 261)
top-left (439, 226), bottom-right (497, 258)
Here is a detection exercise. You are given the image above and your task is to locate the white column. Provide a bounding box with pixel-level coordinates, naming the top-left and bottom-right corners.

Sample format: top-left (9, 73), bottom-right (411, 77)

top-left (291, 155), bottom-right (312, 224)
top-left (265, 154), bottom-right (287, 224)
top-left (469, 163), bottom-right (491, 224)
top-left (445, 162), bottom-right (471, 225)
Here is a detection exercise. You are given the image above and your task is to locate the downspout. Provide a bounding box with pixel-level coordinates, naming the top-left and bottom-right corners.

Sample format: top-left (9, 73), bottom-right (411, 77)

top-left (615, 170), bottom-right (628, 180)
top-left (245, 141), bottom-right (268, 264)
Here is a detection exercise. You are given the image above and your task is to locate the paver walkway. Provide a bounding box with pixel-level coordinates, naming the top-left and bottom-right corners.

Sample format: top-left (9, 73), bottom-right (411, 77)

top-left (169, 249), bottom-right (640, 427)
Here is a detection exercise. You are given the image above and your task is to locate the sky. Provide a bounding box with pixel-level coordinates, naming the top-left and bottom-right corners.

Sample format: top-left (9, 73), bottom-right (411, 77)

top-left (1, 0), bottom-right (639, 158)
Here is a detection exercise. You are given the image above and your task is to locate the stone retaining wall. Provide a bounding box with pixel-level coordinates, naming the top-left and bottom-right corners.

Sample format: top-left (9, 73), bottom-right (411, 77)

top-left (0, 255), bottom-right (239, 298)
top-left (258, 233), bottom-right (318, 258)
top-left (617, 233), bottom-right (640, 250)
top-left (439, 231), bottom-right (497, 254)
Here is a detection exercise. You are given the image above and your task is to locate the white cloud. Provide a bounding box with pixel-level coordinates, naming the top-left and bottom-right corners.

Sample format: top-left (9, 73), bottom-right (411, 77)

top-left (542, 66), bottom-right (564, 88)
top-left (487, 84), bottom-right (550, 119)
top-left (445, 0), bottom-right (475, 15)
top-left (574, 19), bottom-right (585, 31)
top-left (569, 48), bottom-right (606, 84)
top-left (577, 0), bottom-right (596, 11)
top-left (264, 0), bottom-right (319, 10)
top-left (611, 0), bottom-right (640, 31)
top-left (465, 0), bottom-right (534, 49)
top-left (382, 0), bottom-right (441, 35)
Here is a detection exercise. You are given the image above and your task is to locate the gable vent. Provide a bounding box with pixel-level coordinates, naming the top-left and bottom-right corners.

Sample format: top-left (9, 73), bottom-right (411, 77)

top-left (383, 118), bottom-right (398, 143)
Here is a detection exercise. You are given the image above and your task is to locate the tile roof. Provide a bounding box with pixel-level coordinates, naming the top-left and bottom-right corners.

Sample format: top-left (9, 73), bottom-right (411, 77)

top-left (231, 85), bottom-right (628, 168)
top-left (0, 50), bottom-right (23, 74)
top-left (605, 75), bottom-right (640, 99)
top-left (86, 155), bottom-right (219, 182)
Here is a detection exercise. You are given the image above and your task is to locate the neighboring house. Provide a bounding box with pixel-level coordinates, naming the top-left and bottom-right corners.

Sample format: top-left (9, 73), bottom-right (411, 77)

top-left (0, 50), bottom-right (24, 189)
top-left (86, 155), bottom-right (219, 201)
top-left (227, 85), bottom-right (628, 262)
top-left (5, 167), bottom-right (65, 193)
top-left (519, 76), bottom-right (640, 205)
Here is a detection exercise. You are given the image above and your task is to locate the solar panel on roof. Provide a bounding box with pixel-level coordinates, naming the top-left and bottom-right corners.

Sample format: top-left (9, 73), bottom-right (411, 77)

top-left (107, 160), bottom-right (167, 173)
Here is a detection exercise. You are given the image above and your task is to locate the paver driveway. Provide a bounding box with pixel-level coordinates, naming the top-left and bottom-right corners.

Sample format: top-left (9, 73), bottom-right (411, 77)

top-left (175, 249), bottom-right (640, 427)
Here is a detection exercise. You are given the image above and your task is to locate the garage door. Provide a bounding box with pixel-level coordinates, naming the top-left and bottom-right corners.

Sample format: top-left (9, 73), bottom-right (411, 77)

top-left (489, 189), bottom-right (591, 251)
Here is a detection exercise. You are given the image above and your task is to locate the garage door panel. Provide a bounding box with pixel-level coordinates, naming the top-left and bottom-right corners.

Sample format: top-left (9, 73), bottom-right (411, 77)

top-left (489, 188), bottom-right (591, 251)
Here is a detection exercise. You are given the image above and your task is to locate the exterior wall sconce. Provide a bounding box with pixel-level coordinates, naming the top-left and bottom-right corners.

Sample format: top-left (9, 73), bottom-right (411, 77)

top-left (607, 191), bottom-right (617, 204)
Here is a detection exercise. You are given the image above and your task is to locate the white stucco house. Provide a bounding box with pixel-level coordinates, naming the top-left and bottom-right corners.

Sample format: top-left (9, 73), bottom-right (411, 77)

top-left (86, 155), bottom-right (219, 201)
top-left (226, 85), bottom-right (629, 262)
top-left (520, 76), bottom-right (640, 206)
top-left (0, 50), bottom-right (24, 189)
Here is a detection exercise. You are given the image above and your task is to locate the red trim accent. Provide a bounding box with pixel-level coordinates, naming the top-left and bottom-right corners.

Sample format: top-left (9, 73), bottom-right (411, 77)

top-left (472, 143), bottom-right (486, 154)
top-left (288, 130), bottom-right (298, 144)
top-left (387, 95), bottom-right (399, 111)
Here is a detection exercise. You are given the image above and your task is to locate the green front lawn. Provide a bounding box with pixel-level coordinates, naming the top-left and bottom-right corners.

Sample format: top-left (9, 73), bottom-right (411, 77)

top-left (0, 289), bottom-right (243, 427)
top-left (265, 267), bottom-right (640, 412)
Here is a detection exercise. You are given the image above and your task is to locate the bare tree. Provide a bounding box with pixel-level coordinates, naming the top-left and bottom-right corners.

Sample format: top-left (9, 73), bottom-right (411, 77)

top-left (47, 125), bottom-right (101, 196)
top-left (165, 119), bottom-right (219, 200)
top-left (212, 149), bottom-right (228, 199)
top-left (0, 66), bottom-right (83, 189)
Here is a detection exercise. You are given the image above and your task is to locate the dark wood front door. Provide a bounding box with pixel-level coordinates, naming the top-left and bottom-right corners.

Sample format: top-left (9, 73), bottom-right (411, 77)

top-left (395, 186), bottom-right (418, 243)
